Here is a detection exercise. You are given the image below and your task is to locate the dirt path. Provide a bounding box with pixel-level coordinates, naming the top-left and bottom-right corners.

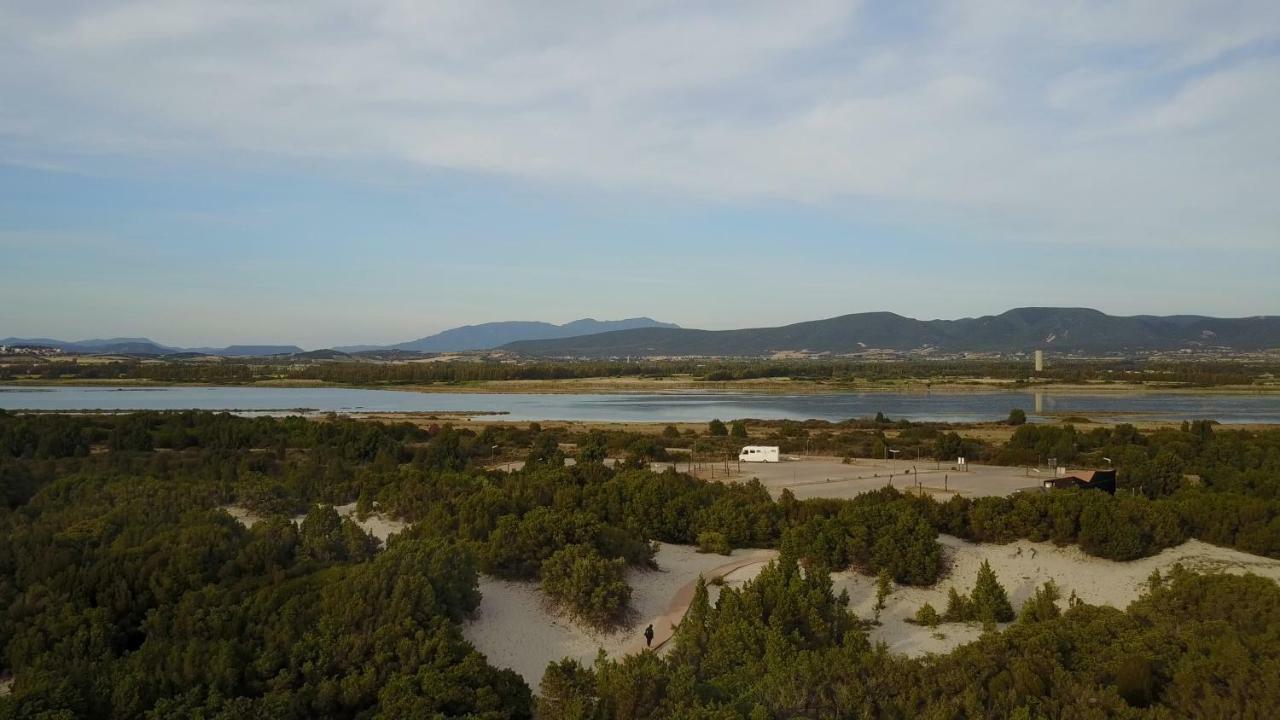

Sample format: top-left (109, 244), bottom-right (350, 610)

top-left (626, 551), bottom-right (776, 654)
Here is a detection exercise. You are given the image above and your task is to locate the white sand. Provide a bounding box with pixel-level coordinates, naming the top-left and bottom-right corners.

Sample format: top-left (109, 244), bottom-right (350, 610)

top-left (216, 496), bottom-right (1280, 681)
top-left (463, 543), bottom-right (776, 688)
top-left (219, 504), bottom-right (263, 529)
top-left (833, 534), bottom-right (1280, 657)
top-left (333, 502), bottom-right (408, 544)
top-left (220, 503), bottom-right (408, 546)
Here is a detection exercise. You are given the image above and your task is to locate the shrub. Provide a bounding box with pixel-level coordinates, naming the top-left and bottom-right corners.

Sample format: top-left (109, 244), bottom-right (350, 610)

top-left (970, 560), bottom-right (1015, 623)
top-left (697, 530), bottom-right (732, 555)
top-left (779, 517), bottom-right (849, 568)
top-left (1018, 580), bottom-right (1062, 623)
top-left (915, 602), bottom-right (940, 627)
top-left (540, 544), bottom-right (632, 627)
top-left (940, 564), bottom-right (1013, 624)
top-left (1007, 408), bottom-right (1027, 426)
top-left (874, 569), bottom-right (893, 622)
top-left (708, 419), bottom-right (728, 437)
top-left (943, 587), bottom-right (971, 622)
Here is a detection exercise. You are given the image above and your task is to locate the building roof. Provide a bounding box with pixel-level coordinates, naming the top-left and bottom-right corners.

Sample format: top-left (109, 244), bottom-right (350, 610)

top-left (1063, 470), bottom-right (1105, 483)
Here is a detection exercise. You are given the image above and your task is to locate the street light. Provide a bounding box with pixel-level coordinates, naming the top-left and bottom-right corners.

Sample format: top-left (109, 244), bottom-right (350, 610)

top-left (1103, 456), bottom-right (1113, 468)
top-left (888, 448), bottom-right (900, 473)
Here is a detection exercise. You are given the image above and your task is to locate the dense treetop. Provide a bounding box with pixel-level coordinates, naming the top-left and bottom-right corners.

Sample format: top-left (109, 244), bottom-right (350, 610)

top-left (2, 410), bottom-right (1279, 717)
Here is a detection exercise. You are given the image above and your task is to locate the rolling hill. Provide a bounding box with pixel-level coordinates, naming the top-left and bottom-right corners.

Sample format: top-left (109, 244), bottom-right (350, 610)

top-left (348, 317), bottom-right (680, 353)
top-left (1, 338), bottom-right (303, 357)
top-left (500, 308), bottom-right (1280, 357)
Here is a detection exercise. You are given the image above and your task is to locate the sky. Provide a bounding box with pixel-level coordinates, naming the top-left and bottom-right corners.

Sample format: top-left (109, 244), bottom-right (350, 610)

top-left (1, 0), bottom-right (1278, 349)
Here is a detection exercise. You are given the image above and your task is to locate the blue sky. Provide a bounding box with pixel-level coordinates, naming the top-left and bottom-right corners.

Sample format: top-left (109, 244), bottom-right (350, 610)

top-left (2, 1), bottom-right (1278, 348)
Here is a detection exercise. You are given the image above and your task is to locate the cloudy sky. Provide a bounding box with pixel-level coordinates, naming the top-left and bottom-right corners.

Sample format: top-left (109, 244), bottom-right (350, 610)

top-left (2, 0), bottom-right (1277, 347)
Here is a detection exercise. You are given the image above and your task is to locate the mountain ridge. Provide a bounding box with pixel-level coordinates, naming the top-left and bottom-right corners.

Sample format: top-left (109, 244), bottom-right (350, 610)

top-left (500, 308), bottom-right (1280, 357)
top-left (2, 317), bottom-right (681, 356)
top-left (0, 337), bottom-right (304, 357)
top-left (342, 317), bottom-right (681, 353)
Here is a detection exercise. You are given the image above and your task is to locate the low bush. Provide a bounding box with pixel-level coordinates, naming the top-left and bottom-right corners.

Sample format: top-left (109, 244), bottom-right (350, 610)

top-left (697, 530), bottom-right (731, 555)
top-left (540, 544), bottom-right (632, 627)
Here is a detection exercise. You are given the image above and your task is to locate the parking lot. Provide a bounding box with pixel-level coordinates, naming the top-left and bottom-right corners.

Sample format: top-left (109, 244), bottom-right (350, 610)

top-left (693, 455), bottom-right (1042, 501)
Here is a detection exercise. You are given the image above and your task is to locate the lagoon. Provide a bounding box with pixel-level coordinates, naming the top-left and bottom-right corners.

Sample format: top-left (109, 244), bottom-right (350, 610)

top-left (2, 385), bottom-right (1278, 424)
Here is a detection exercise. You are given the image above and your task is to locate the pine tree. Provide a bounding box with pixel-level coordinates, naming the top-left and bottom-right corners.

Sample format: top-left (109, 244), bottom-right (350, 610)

top-left (944, 586), bottom-right (972, 622)
top-left (915, 602), bottom-right (940, 627)
top-left (1018, 580), bottom-right (1061, 623)
top-left (970, 560), bottom-right (1015, 623)
top-left (671, 576), bottom-right (712, 672)
top-left (874, 569), bottom-right (893, 623)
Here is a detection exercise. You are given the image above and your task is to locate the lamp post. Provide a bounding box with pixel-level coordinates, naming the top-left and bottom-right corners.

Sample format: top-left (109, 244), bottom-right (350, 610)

top-left (888, 448), bottom-right (900, 476)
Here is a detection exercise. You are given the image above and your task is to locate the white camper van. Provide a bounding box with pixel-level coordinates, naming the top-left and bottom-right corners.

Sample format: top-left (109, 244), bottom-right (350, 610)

top-left (738, 446), bottom-right (780, 463)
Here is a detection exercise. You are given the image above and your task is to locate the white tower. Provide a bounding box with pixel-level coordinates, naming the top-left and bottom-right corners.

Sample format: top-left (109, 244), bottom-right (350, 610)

top-left (1034, 350), bottom-right (1044, 373)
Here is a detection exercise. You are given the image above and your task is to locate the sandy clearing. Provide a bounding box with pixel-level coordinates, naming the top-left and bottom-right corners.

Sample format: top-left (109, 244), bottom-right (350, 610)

top-left (0, 675), bottom-right (11, 697)
top-left (711, 457), bottom-right (1041, 500)
top-left (333, 502), bottom-right (409, 544)
top-left (463, 543), bottom-right (776, 688)
top-left (487, 457), bottom-right (675, 473)
top-left (834, 534), bottom-right (1280, 658)
top-left (219, 504), bottom-right (263, 529)
top-left (640, 554), bottom-right (777, 653)
top-left (219, 503), bottom-right (408, 546)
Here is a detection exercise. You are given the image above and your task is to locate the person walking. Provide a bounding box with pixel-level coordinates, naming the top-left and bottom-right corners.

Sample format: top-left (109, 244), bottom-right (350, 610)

top-left (644, 623), bottom-right (655, 648)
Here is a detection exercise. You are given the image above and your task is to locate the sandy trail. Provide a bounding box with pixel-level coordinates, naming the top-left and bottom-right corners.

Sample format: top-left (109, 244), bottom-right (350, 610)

top-left (629, 552), bottom-right (776, 654)
top-left (463, 543), bottom-right (776, 687)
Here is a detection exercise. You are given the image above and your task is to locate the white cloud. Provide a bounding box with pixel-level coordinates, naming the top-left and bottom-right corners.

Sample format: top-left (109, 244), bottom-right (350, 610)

top-left (2, 0), bottom-right (1279, 248)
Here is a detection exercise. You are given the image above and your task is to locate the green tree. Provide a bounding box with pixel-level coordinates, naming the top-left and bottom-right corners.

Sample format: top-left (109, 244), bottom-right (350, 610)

top-left (1007, 408), bottom-right (1027, 426)
top-left (697, 531), bottom-right (731, 555)
top-left (730, 421), bottom-right (748, 438)
top-left (299, 505), bottom-right (346, 562)
top-left (970, 560), bottom-right (1015, 623)
top-left (943, 586), bottom-right (972, 622)
top-left (915, 602), bottom-right (940, 627)
top-left (874, 569), bottom-right (893, 622)
top-left (707, 419), bottom-right (727, 437)
top-left (540, 544), bottom-right (632, 627)
top-left (1018, 579), bottom-right (1061, 623)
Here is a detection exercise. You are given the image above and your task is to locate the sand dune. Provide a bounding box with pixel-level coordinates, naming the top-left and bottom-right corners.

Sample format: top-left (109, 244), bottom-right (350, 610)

top-left (463, 543), bottom-right (776, 687)
top-left (834, 534), bottom-right (1280, 657)
top-left (220, 503), bottom-right (407, 545)
top-left (464, 534), bottom-right (1280, 686)
top-left (216, 501), bottom-right (1280, 684)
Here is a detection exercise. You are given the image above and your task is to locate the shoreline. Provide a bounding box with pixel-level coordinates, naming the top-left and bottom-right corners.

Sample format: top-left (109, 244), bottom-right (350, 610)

top-left (3, 377), bottom-right (1278, 396)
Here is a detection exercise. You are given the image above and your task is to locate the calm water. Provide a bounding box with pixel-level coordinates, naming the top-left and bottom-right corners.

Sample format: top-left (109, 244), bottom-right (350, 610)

top-left (1, 385), bottom-right (1278, 424)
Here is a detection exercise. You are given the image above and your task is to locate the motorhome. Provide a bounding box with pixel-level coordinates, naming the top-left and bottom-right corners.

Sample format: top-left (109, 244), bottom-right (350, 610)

top-left (738, 445), bottom-right (780, 463)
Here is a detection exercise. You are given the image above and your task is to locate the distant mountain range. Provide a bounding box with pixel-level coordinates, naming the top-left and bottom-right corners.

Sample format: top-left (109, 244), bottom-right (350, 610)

top-left (0, 337), bottom-right (304, 357)
top-left (1, 317), bottom-right (680, 357)
top-left (8, 309), bottom-right (1277, 359)
top-left (500, 308), bottom-right (1280, 357)
top-left (337, 317), bottom-right (680, 353)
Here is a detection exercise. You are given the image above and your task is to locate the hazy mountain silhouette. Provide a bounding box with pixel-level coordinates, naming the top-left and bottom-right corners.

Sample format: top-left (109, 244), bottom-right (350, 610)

top-left (342, 317), bottom-right (680, 353)
top-left (500, 308), bottom-right (1280, 357)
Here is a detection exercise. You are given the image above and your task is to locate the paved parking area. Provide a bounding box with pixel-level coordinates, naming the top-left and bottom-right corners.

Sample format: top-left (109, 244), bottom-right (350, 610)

top-left (696, 456), bottom-right (1041, 500)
